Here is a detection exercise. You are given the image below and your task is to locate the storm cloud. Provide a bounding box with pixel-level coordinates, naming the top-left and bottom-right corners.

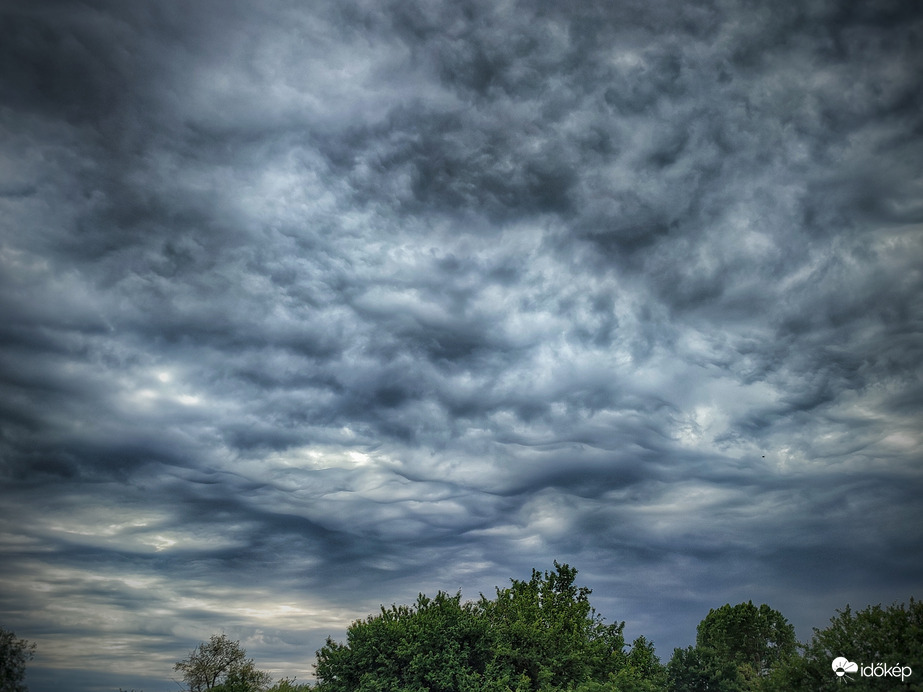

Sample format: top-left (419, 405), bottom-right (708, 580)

top-left (1, 1), bottom-right (922, 689)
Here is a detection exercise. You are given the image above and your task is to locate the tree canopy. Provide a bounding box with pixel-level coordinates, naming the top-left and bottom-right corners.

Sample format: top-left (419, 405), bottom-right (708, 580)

top-left (0, 626), bottom-right (35, 692)
top-left (174, 634), bottom-right (272, 692)
top-left (314, 562), bottom-right (665, 692)
top-left (667, 601), bottom-right (796, 692)
top-left (119, 566), bottom-right (920, 692)
top-left (315, 589), bottom-right (496, 692)
top-left (763, 598), bottom-right (923, 691)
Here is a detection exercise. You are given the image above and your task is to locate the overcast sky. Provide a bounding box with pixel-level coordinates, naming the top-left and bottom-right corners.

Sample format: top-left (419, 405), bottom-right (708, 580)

top-left (1, 1), bottom-right (921, 690)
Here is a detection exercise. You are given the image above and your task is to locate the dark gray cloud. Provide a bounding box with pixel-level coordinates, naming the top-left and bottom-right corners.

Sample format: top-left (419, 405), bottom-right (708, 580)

top-left (1, 0), bottom-right (922, 689)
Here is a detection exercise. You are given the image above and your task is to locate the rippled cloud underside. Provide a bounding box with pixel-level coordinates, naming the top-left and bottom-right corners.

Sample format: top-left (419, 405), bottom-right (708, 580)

top-left (1, 1), bottom-right (921, 690)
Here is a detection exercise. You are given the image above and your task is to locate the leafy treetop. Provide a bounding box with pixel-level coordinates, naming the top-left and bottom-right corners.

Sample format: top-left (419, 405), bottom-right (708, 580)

top-left (0, 626), bottom-right (36, 692)
top-left (174, 634), bottom-right (272, 692)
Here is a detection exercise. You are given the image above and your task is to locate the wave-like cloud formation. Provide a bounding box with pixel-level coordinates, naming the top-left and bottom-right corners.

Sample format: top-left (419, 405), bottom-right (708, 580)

top-left (1, 1), bottom-right (921, 689)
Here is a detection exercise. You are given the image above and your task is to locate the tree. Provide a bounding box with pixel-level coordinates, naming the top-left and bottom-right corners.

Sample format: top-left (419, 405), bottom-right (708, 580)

top-left (668, 602), bottom-right (796, 691)
top-left (0, 626), bottom-right (35, 692)
top-left (315, 563), bottom-right (652, 692)
top-left (315, 590), bottom-right (498, 692)
top-left (764, 597), bottom-right (923, 691)
top-left (569, 637), bottom-right (667, 692)
top-left (697, 602), bottom-right (796, 679)
top-left (613, 636), bottom-right (669, 691)
top-left (264, 678), bottom-right (312, 692)
top-left (480, 561), bottom-right (628, 690)
top-left (174, 635), bottom-right (272, 692)
top-left (667, 644), bottom-right (741, 692)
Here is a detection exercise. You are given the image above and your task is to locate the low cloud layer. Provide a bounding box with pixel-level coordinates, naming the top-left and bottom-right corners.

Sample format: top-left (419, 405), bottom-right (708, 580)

top-left (1, 1), bottom-right (922, 689)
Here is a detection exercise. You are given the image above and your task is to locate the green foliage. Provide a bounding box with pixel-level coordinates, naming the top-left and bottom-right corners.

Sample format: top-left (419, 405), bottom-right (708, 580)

top-left (571, 638), bottom-right (667, 692)
top-left (614, 636), bottom-right (668, 691)
top-left (0, 626), bottom-right (36, 692)
top-left (315, 589), bottom-right (497, 692)
top-left (158, 570), bottom-right (918, 692)
top-left (175, 634), bottom-right (272, 692)
top-left (764, 597), bottom-right (923, 691)
top-left (482, 561), bottom-right (628, 690)
top-left (210, 662), bottom-right (273, 692)
top-left (667, 645), bottom-right (741, 692)
top-left (668, 602), bottom-right (795, 692)
top-left (314, 563), bottom-right (662, 692)
top-left (265, 678), bottom-right (312, 692)
top-left (696, 602), bottom-right (796, 677)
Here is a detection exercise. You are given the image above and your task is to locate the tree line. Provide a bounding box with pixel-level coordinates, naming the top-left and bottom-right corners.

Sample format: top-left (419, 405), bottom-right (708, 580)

top-left (3, 562), bottom-right (920, 691)
top-left (308, 562), bottom-right (921, 691)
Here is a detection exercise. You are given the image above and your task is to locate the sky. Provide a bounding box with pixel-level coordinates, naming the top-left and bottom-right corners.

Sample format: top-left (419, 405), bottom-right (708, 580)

top-left (0, 1), bottom-right (921, 690)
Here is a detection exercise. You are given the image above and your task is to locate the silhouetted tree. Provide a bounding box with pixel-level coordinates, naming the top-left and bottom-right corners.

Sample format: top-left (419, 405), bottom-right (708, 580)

top-left (175, 634), bottom-right (271, 692)
top-left (0, 626), bottom-right (35, 692)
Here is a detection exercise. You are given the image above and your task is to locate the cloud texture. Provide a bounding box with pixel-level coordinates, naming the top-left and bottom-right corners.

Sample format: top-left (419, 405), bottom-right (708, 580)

top-left (1, 1), bottom-right (922, 689)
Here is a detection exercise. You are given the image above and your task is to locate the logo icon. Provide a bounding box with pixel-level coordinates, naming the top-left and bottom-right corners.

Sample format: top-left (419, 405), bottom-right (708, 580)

top-left (832, 657), bottom-right (858, 681)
